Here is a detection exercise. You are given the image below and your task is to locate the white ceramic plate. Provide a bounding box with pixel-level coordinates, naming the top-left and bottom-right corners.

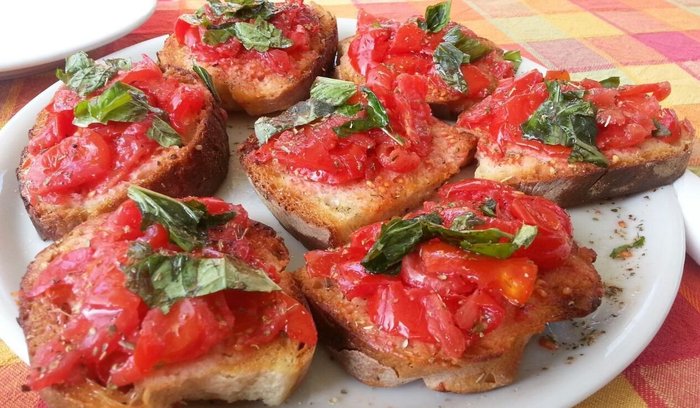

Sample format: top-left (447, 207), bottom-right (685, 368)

top-left (0, 19), bottom-right (686, 408)
top-left (0, 0), bottom-right (156, 79)
top-left (674, 171), bottom-right (700, 264)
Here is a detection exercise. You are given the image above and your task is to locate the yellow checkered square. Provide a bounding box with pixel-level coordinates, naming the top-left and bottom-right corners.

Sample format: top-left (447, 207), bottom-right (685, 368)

top-left (546, 12), bottom-right (623, 38)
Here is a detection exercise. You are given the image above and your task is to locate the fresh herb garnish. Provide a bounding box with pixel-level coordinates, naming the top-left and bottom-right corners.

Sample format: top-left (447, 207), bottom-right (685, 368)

top-left (423, 1), bottom-right (451, 33)
top-left (124, 242), bottom-right (280, 314)
top-left (480, 198), bottom-right (497, 217)
top-left (450, 212), bottom-right (485, 231)
top-left (521, 80), bottom-right (608, 167)
top-left (598, 76), bottom-right (620, 89)
top-left (192, 64), bottom-right (221, 103)
top-left (334, 87), bottom-right (406, 145)
top-left (72, 81), bottom-right (182, 147)
top-left (361, 212), bottom-right (538, 274)
top-left (127, 186), bottom-right (235, 251)
top-left (503, 50), bottom-right (522, 71)
top-left (610, 236), bottom-right (645, 259)
top-left (56, 51), bottom-right (131, 97)
top-left (254, 99), bottom-right (335, 144)
top-left (433, 26), bottom-right (491, 93)
top-left (183, 0), bottom-right (276, 29)
top-left (233, 17), bottom-right (292, 51)
top-left (309, 77), bottom-right (358, 106)
top-left (652, 119), bottom-right (672, 137)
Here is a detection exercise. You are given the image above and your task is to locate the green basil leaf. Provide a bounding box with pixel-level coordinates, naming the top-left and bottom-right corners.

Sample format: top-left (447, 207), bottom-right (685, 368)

top-left (503, 50), bottom-right (522, 71)
top-left (362, 87), bottom-right (390, 128)
top-left (361, 212), bottom-right (538, 274)
top-left (610, 236), bottom-right (645, 259)
top-left (433, 42), bottom-right (468, 93)
top-left (233, 17), bottom-right (292, 52)
top-left (333, 118), bottom-right (379, 137)
top-left (460, 224), bottom-right (537, 259)
top-left (521, 80), bottom-right (608, 167)
top-left (56, 52), bottom-right (131, 97)
top-left (599, 76), bottom-right (620, 89)
top-left (255, 99), bottom-right (336, 144)
top-left (450, 212), bottom-right (484, 231)
top-left (335, 103), bottom-right (363, 116)
top-left (148, 116), bottom-right (183, 147)
top-left (202, 26), bottom-right (237, 45)
top-left (124, 243), bottom-right (280, 314)
top-left (192, 63), bottom-right (220, 103)
top-left (64, 51), bottom-right (93, 74)
top-left (126, 186), bottom-right (235, 251)
top-left (310, 77), bottom-right (358, 107)
top-left (424, 0), bottom-right (451, 33)
top-left (73, 82), bottom-right (150, 126)
top-left (106, 58), bottom-right (132, 72)
top-left (652, 119), bottom-right (671, 137)
top-left (480, 198), bottom-right (497, 217)
top-left (443, 26), bottom-right (490, 61)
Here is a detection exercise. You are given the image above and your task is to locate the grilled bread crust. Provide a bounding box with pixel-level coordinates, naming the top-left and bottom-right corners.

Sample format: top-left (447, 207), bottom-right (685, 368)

top-left (294, 245), bottom-right (603, 393)
top-left (17, 68), bottom-right (230, 241)
top-left (158, 1), bottom-right (338, 115)
top-left (19, 217), bottom-right (315, 407)
top-left (239, 121), bottom-right (478, 249)
top-left (474, 121), bottom-right (695, 207)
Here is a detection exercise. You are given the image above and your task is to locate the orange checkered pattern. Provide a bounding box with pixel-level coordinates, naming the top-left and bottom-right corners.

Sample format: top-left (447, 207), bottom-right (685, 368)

top-left (1, 1), bottom-right (698, 407)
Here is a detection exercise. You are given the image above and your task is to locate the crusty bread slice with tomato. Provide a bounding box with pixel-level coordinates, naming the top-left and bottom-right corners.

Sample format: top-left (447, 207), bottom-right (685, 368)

top-left (293, 179), bottom-right (603, 393)
top-left (336, 4), bottom-right (518, 118)
top-left (19, 191), bottom-right (316, 407)
top-left (240, 122), bottom-right (477, 249)
top-left (458, 70), bottom-right (695, 207)
top-left (158, 0), bottom-right (337, 115)
top-left (17, 62), bottom-right (229, 241)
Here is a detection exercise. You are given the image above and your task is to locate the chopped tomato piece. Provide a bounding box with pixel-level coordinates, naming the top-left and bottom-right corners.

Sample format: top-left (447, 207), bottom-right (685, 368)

top-left (368, 282), bottom-right (434, 342)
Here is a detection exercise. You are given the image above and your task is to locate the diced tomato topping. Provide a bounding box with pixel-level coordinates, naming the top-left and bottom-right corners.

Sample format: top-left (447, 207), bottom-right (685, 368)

top-left (25, 197), bottom-right (315, 391)
top-left (458, 70), bottom-right (684, 157)
top-left (368, 282), bottom-right (434, 342)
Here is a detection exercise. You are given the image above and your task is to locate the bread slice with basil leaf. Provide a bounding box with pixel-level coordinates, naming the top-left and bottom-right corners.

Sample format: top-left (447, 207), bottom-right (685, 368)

top-left (17, 52), bottom-right (229, 241)
top-left (158, 0), bottom-right (337, 115)
top-left (240, 75), bottom-right (478, 249)
top-left (457, 70), bottom-right (696, 207)
top-left (335, 1), bottom-right (520, 118)
top-left (19, 186), bottom-right (317, 407)
top-left (294, 179), bottom-right (603, 393)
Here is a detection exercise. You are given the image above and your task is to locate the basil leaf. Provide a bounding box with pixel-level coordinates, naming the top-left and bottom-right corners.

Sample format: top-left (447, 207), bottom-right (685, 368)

top-left (254, 99), bottom-right (335, 144)
top-left (202, 26), bottom-right (237, 45)
top-left (56, 52), bottom-right (131, 97)
top-left (148, 116), bottom-right (183, 147)
top-left (461, 224), bottom-right (538, 259)
top-left (521, 80), bottom-right (608, 167)
top-left (106, 58), bottom-right (132, 72)
top-left (233, 17), bottom-right (292, 52)
top-left (127, 186), bottom-right (235, 251)
top-left (480, 198), bottom-right (497, 217)
top-left (207, 0), bottom-right (275, 20)
top-left (192, 63), bottom-right (220, 103)
top-left (443, 27), bottom-right (490, 61)
top-left (335, 103), bottom-right (363, 116)
top-left (433, 42), bottom-right (468, 93)
top-left (599, 76), bottom-right (620, 89)
top-left (503, 50), bottom-right (522, 71)
top-left (424, 0), bottom-right (451, 33)
top-left (450, 212), bottom-right (484, 231)
top-left (332, 87), bottom-right (405, 145)
top-left (361, 212), bottom-right (538, 274)
top-left (310, 77), bottom-right (358, 107)
top-left (333, 118), bottom-right (378, 137)
top-left (124, 243), bottom-right (280, 314)
top-left (610, 236), bottom-right (645, 259)
top-left (73, 82), bottom-right (149, 126)
top-left (363, 87), bottom-right (390, 128)
top-left (652, 119), bottom-right (672, 137)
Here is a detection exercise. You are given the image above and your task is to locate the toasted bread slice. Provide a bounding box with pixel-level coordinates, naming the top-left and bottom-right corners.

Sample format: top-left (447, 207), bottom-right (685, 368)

top-left (240, 120), bottom-right (478, 249)
top-left (336, 26), bottom-right (513, 118)
top-left (19, 212), bottom-right (315, 407)
top-left (474, 130), bottom-right (695, 207)
top-left (17, 68), bottom-right (229, 241)
top-left (295, 244), bottom-right (602, 393)
top-left (158, 1), bottom-right (337, 115)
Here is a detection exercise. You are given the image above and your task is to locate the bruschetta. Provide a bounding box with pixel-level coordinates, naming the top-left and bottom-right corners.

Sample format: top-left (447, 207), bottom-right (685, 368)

top-left (240, 74), bottom-right (478, 249)
top-left (17, 52), bottom-right (229, 241)
top-left (19, 186), bottom-right (317, 407)
top-left (294, 178), bottom-right (603, 393)
top-left (457, 70), bottom-right (695, 207)
top-left (158, 0), bottom-right (338, 115)
top-left (336, 1), bottom-right (519, 117)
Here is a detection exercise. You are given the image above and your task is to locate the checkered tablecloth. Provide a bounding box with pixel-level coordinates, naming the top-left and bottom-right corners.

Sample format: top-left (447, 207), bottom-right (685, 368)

top-left (1, 1), bottom-right (699, 407)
